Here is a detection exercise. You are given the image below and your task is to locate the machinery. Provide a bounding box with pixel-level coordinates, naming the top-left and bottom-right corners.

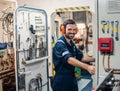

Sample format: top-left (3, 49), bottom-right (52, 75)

top-left (96, 69), bottom-right (120, 91)
top-left (0, 1), bottom-right (49, 90)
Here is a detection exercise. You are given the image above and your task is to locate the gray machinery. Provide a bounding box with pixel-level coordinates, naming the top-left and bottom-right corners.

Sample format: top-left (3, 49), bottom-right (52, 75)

top-left (95, 69), bottom-right (120, 91)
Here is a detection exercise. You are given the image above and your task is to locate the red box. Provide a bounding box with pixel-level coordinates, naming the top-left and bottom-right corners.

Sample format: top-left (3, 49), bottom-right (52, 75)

top-left (98, 38), bottom-right (113, 52)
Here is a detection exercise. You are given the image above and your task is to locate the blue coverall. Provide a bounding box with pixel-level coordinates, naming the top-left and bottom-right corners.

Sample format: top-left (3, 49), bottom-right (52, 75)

top-left (52, 36), bottom-right (83, 91)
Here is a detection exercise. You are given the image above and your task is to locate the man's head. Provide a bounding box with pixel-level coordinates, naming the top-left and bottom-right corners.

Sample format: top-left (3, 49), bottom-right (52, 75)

top-left (61, 19), bottom-right (78, 40)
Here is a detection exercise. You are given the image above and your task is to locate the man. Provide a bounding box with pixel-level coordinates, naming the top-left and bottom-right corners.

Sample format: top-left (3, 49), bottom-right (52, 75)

top-left (52, 19), bottom-right (95, 91)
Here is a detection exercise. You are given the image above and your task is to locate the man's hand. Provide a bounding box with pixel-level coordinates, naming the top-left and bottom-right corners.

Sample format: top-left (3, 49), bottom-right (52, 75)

top-left (87, 65), bottom-right (95, 75)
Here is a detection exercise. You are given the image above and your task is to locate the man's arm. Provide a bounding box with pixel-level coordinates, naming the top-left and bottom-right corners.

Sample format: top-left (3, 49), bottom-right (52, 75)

top-left (67, 57), bottom-right (95, 75)
top-left (81, 56), bottom-right (95, 62)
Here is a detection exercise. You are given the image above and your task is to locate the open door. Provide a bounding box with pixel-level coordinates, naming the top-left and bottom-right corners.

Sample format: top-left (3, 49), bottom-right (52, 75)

top-left (51, 6), bottom-right (95, 90)
top-left (51, 7), bottom-right (94, 76)
top-left (14, 6), bottom-right (49, 91)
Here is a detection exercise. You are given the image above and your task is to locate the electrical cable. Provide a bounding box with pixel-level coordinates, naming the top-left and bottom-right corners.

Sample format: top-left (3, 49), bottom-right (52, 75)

top-left (29, 78), bottom-right (38, 91)
top-left (28, 73), bottom-right (48, 91)
top-left (102, 53), bottom-right (106, 71)
top-left (0, 7), bottom-right (14, 42)
top-left (36, 73), bottom-right (42, 91)
top-left (29, 73), bottom-right (43, 91)
top-left (1, 12), bottom-right (14, 42)
top-left (113, 70), bottom-right (120, 74)
top-left (107, 54), bottom-right (110, 71)
top-left (2, 12), bottom-right (13, 34)
top-left (102, 53), bottom-right (111, 72)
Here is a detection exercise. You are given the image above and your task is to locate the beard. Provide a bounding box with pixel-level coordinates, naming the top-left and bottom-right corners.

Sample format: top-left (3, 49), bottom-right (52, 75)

top-left (65, 33), bottom-right (75, 40)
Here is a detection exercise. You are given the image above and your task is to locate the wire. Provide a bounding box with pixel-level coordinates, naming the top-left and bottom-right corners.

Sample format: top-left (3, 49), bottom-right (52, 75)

top-left (36, 73), bottom-right (42, 91)
top-left (102, 53), bottom-right (111, 72)
top-left (102, 53), bottom-right (106, 71)
top-left (0, 12), bottom-right (14, 42)
top-left (29, 78), bottom-right (38, 91)
top-left (113, 70), bottom-right (120, 74)
top-left (107, 54), bottom-right (110, 71)
top-left (29, 73), bottom-right (43, 91)
top-left (2, 12), bottom-right (13, 34)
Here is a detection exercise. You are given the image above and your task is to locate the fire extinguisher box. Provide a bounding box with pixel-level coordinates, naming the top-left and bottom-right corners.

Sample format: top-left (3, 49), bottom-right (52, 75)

top-left (98, 38), bottom-right (113, 53)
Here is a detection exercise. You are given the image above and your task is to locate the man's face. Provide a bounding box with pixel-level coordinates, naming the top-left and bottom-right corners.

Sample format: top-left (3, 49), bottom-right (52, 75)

top-left (65, 24), bottom-right (77, 40)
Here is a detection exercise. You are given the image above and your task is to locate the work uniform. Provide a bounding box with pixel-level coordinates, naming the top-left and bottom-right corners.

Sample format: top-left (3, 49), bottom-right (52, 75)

top-left (52, 36), bottom-right (83, 91)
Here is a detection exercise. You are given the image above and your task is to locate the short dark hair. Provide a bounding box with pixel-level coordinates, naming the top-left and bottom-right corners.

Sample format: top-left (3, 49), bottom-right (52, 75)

top-left (63, 19), bottom-right (76, 29)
